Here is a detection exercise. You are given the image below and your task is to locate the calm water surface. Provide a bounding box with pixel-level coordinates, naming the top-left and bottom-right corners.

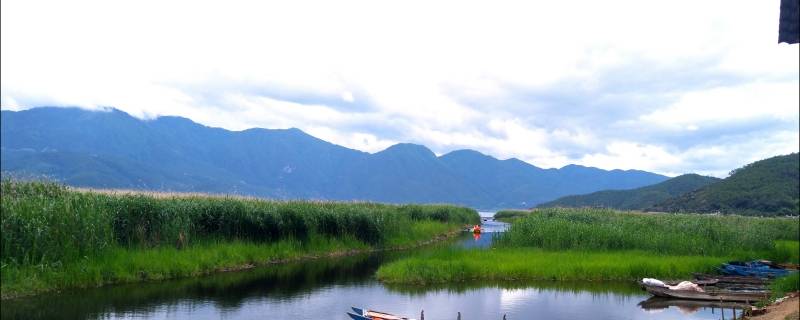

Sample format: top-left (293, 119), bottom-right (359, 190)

top-left (1, 212), bottom-right (748, 320)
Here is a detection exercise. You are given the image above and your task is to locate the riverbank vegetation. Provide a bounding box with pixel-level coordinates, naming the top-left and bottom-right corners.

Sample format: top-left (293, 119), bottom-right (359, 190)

top-left (378, 208), bottom-right (799, 284)
top-left (496, 208), bottom-right (798, 256)
top-left (0, 180), bottom-right (479, 299)
top-left (377, 249), bottom-right (730, 283)
top-left (492, 210), bottom-right (532, 222)
top-left (768, 272), bottom-right (799, 301)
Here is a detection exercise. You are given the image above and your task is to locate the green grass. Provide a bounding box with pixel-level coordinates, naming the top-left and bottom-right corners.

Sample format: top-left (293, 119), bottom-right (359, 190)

top-left (769, 240), bottom-right (800, 264)
top-left (0, 179), bottom-right (479, 298)
top-left (376, 248), bottom-right (730, 284)
top-left (378, 208), bottom-right (799, 285)
top-left (2, 236), bottom-right (363, 297)
top-left (383, 220), bottom-right (461, 247)
top-left (495, 208), bottom-right (799, 256)
top-left (383, 278), bottom-right (645, 296)
top-left (492, 210), bottom-right (532, 222)
top-left (768, 272), bottom-right (799, 301)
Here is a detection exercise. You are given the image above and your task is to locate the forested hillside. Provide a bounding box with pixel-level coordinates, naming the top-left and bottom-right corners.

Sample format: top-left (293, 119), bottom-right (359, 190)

top-left (538, 174), bottom-right (720, 210)
top-left (650, 154), bottom-right (799, 216)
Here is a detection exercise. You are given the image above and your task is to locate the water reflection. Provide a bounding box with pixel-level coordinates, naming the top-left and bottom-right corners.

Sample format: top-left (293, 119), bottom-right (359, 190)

top-left (384, 279), bottom-right (642, 296)
top-left (1, 254), bottom-right (386, 320)
top-left (1, 214), bottom-right (750, 320)
top-left (638, 297), bottom-right (750, 320)
top-left (2, 250), bottom-right (748, 320)
top-left (458, 218), bottom-right (509, 249)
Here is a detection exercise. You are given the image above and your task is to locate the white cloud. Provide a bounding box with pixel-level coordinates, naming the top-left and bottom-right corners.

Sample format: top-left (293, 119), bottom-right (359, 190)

top-left (579, 142), bottom-right (683, 175)
top-left (1, 0), bottom-right (798, 176)
top-left (639, 82), bottom-right (800, 129)
top-left (340, 92), bottom-right (354, 103)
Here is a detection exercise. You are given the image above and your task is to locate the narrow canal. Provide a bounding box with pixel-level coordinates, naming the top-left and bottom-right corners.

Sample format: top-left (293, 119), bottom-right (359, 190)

top-left (1, 212), bottom-right (748, 320)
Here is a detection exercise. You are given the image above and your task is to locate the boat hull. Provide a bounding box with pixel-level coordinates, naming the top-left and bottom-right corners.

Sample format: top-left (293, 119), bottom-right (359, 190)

top-left (349, 306), bottom-right (414, 320)
top-left (348, 312), bottom-right (370, 320)
top-left (641, 284), bottom-right (767, 303)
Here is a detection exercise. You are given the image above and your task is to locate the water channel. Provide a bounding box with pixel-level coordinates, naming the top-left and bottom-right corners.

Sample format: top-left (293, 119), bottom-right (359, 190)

top-left (1, 212), bottom-right (749, 320)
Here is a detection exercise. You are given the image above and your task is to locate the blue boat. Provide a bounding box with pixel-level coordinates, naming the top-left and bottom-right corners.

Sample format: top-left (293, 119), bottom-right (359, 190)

top-left (719, 260), bottom-right (795, 278)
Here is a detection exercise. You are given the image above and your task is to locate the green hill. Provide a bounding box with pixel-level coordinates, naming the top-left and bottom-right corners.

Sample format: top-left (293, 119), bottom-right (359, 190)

top-left (538, 174), bottom-right (720, 210)
top-left (650, 153), bottom-right (800, 216)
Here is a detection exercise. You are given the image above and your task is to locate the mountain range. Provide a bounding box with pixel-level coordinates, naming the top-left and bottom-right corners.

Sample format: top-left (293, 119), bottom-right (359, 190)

top-left (0, 107), bottom-right (669, 209)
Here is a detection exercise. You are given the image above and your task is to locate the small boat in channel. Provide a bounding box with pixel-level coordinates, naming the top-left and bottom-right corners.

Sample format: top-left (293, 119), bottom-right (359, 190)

top-left (349, 307), bottom-right (416, 320)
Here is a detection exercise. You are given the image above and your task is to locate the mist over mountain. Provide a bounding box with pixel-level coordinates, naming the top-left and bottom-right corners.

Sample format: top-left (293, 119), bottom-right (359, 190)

top-left (0, 107), bottom-right (669, 209)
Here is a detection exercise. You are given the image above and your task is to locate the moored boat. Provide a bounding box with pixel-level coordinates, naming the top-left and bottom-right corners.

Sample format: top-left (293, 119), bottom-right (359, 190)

top-left (693, 273), bottom-right (769, 285)
top-left (350, 307), bottom-right (416, 320)
top-left (640, 282), bottom-right (768, 303)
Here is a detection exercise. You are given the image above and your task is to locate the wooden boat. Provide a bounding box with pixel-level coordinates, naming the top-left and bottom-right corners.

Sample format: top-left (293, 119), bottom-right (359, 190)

top-left (350, 307), bottom-right (416, 320)
top-left (778, 263), bottom-right (799, 270)
top-left (664, 278), bottom-right (719, 286)
top-left (693, 273), bottom-right (769, 285)
top-left (640, 282), bottom-right (768, 303)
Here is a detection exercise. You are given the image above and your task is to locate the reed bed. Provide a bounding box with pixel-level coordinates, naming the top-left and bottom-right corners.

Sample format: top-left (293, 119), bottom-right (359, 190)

top-left (768, 272), bottom-right (799, 301)
top-left (495, 208), bottom-right (799, 256)
top-left (770, 240), bottom-right (800, 264)
top-left (491, 210), bottom-right (532, 221)
top-left (1, 179), bottom-right (478, 297)
top-left (376, 248), bottom-right (729, 284)
top-left (377, 208), bottom-right (798, 285)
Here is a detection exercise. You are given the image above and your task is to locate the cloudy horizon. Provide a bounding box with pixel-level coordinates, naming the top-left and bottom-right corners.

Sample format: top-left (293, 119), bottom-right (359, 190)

top-left (2, 0), bottom-right (798, 177)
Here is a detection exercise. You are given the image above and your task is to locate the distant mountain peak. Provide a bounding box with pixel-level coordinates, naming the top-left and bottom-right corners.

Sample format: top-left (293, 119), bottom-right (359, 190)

top-left (440, 149), bottom-right (497, 160)
top-left (440, 149), bottom-right (496, 162)
top-left (378, 143), bottom-right (436, 157)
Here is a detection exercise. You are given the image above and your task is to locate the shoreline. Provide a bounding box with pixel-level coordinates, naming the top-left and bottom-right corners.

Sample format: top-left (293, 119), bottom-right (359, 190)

top-left (746, 293), bottom-right (799, 320)
top-left (1, 228), bottom-right (464, 301)
top-left (2, 180), bottom-right (481, 301)
top-left (376, 248), bottom-right (731, 284)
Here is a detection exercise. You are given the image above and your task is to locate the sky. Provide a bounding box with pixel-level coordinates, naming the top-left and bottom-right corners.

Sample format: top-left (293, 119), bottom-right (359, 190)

top-left (2, 0), bottom-right (798, 177)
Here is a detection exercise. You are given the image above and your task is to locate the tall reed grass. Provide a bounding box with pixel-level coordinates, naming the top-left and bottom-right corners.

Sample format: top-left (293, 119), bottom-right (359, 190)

top-left (495, 208), bottom-right (799, 256)
top-left (768, 272), bottom-right (799, 301)
top-left (1, 179), bottom-right (479, 268)
top-left (491, 210), bottom-right (531, 221)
